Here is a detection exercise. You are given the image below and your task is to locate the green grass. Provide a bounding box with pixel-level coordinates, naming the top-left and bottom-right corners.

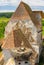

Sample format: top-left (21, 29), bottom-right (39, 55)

top-left (0, 17), bottom-right (10, 39)
top-left (42, 19), bottom-right (44, 36)
top-left (0, 17), bottom-right (10, 23)
top-left (40, 19), bottom-right (44, 65)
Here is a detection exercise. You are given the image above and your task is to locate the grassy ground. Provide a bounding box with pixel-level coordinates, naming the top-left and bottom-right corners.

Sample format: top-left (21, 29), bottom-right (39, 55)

top-left (0, 17), bottom-right (10, 23)
top-left (42, 19), bottom-right (44, 36)
top-left (0, 17), bottom-right (10, 39)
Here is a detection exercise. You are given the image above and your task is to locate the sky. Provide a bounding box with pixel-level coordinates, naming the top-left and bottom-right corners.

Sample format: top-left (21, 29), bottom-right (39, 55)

top-left (0, 0), bottom-right (44, 12)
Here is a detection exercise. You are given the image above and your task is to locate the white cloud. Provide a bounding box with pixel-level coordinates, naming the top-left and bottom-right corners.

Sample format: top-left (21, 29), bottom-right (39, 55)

top-left (0, 0), bottom-right (21, 6)
top-left (0, 0), bottom-right (44, 6)
top-left (22, 0), bottom-right (44, 6)
top-left (7, 0), bottom-right (21, 6)
top-left (0, 10), bottom-right (14, 12)
top-left (0, 0), bottom-right (8, 6)
top-left (0, 0), bottom-right (44, 12)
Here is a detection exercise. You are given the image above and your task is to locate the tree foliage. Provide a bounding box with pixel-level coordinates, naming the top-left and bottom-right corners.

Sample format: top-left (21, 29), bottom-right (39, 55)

top-left (0, 12), bottom-right (13, 18)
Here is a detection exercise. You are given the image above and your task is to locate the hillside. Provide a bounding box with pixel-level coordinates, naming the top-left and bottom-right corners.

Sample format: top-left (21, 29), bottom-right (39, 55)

top-left (0, 12), bottom-right (13, 18)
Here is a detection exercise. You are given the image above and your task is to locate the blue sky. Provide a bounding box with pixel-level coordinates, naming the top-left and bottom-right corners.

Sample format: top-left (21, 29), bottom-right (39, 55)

top-left (0, 0), bottom-right (44, 12)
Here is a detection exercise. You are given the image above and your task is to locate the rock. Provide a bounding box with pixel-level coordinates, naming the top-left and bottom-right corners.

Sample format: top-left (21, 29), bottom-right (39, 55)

top-left (2, 49), bottom-right (12, 62)
top-left (4, 58), bottom-right (15, 65)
